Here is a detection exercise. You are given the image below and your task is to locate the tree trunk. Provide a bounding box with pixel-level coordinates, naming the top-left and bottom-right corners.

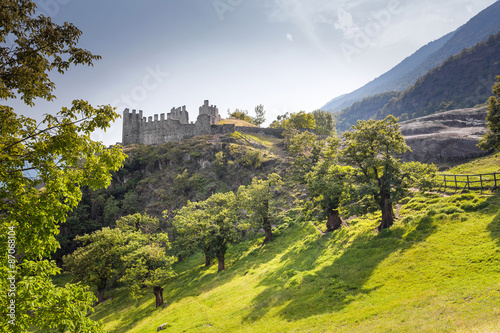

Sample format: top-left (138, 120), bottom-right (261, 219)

top-left (264, 227), bottom-right (273, 244)
top-left (217, 253), bottom-right (225, 273)
top-left (263, 214), bottom-right (272, 244)
top-left (153, 286), bottom-right (164, 308)
top-left (177, 255), bottom-right (183, 263)
top-left (378, 198), bottom-right (395, 230)
top-left (96, 278), bottom-right (107, 303)
top-left (97, 288), bottom-right (105, 304)
top-left (326, 209), bottom-right (343, 232)
top-left (205, 253), bottom-right (212, 267)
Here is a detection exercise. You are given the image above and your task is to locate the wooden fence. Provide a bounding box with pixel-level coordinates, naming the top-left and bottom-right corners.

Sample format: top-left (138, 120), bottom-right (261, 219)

top-left (437, 173), bottom-right (499, 192)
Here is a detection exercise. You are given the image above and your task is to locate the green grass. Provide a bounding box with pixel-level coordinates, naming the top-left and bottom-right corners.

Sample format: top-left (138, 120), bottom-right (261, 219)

top-left (91, 191), bottom-right (500, 332)
top-left (445, 152), bottom-right (500, 175)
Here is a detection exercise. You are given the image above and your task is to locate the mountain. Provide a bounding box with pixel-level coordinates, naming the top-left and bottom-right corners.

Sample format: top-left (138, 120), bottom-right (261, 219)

top-left (378, 31), bottom-right (500, 120)
top-left (322, 0), bottom-right (500, 113)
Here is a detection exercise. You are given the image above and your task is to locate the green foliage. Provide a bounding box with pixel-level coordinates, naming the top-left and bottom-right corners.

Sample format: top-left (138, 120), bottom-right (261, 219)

top-left (306, 161), bottom-right (354, 226)
top-left (479, 75), bottom-right (500, 151)
top-left (253, 104), bottom-right (266, 127)
top-left (171, 192), bottom-right (241, 271)
top-left (119, 231), bottom-right (175, 300)
top-left (312, 109), bottom-right (336, 136)
top-left (228, 109), bottom-right (253, 123)
top-left (0, 2), bottom-right (125, 331)
top-left (334, 91), bottom-right (401, 133)
top-left (270, 111), bottom-right (316, 130)
top-left (0, 0), bottom-right (101, 105)
top-left (342, 116), bottom-right (436, 229)
top-left (92, 191), bottom-right (500, 333)
top-left (115, 213), bottom-right (160, 234)
top-left (237, 174), bottom-right (283, 243)
top-left (284, 129), bottom-right (324, 182)
top-left (64, 227), bottom-right (133, 303)
top-left (378, 31), bottom-right (500, 122)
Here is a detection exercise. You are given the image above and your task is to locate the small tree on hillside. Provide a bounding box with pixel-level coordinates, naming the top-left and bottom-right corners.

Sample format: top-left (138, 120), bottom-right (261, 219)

top-left (119, 231), bottom-right (175, 308)
top-left (306, 138), bottom-right (354, 232)
top-left (253, 104), bottom-right (266, 127)
top-left (63, 227), bottom-right (132, 303)
top-left (237, 174), bottom-right (283, 243)
top-left (172, 192), bottom-right (240, 272)
top-left (342, 116), bottom-right (436, 230)
top-left (312, 110), bottom-right (336, 136)
top-left (285, 130), bottom-right (324, 182)
top-left (229, 109), bottom-right (253, 123)
top-left (479, 75), bottom-right (500, 151)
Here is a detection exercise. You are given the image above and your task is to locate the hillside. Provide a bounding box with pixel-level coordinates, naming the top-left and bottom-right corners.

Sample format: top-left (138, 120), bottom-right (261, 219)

top-left (56, 133), bottom-right (287, 263)
top-left (89, 182), bottom-right (500, 332)
top-left (379, 31), bottom-right (500, 119)
top-left (334, 30), bottom-right (500, 132)
top-left (322, 0), bottom-right (500, 113)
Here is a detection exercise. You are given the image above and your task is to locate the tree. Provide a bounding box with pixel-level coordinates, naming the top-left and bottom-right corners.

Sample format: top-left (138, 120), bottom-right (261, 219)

top-left (228, 109), bottom-right (253, 123)
top-left (312, 110), bottom-right (336, 136)
top-left (64, 227), bottom-right (132, 304)
top-left (269, 111), bottom-right (315, 130)
top-left (237, 174), bottom-right (283, 243)
top-left (172, 192), bottom-right (241, 272)
top-left (284, 129), bottom-right (323, 182)
top-left (119, 231), bottom-right (175, 308)
top-left (116, 213), bottom-right (160, 234)
top-left (306, 138), bottom-right (353, 232)
top-left (342, 116), bottom-right (435, 230)
top-left (253, 104), bottom-right (266, 127)
top-left (0, 1), bottom-right (125, 331)
top-left (479, 75), bottom-right (500, 151)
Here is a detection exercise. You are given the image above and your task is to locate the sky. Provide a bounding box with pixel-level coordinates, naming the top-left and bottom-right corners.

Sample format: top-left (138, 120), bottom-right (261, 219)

top-left (8, 0), bottom-right (499, 145)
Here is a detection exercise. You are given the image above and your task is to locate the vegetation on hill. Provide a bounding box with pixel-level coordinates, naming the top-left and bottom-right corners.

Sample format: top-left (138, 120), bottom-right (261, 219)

top-left (479, 75), bottom-right (500, 151)
top-left (379, 31), bottom-right (500, 120)
top-left (334, 91), bottom-right (401, 132)
top-left (322, 0), bottom-right (500, 114)
top-left (0, 1), bottom-right (124, 332)
top-left (87, 187), bottom-right (500, 332)
top-left (334, 30), bottom-right (500, 132)
top-left (56, 133), bottom-right (284, 264)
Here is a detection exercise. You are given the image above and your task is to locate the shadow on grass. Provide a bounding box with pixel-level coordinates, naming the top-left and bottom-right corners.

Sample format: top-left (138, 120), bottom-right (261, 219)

top-left (91, 228), bottom-right (297, 332)
top-left (486, 193), bottom-right (500, 244)
top-left (243, 211), bottom-right (438, 322)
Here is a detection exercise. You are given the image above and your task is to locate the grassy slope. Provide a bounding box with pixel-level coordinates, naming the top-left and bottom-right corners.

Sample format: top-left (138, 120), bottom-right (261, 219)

top-left (92, 189), bottom-right (500, 332)
top-left (217, 118), bottom-right (257, 127)
top-left (445, 152), bottom-right (500, 175)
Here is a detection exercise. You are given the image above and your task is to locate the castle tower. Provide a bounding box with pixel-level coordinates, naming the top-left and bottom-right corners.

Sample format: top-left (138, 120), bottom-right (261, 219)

top-left (167, 105), bottom-right (189, 124)
top-left (122, 108), bottom-right (142, 145)
top-left (199, 100), bottom-right (221, 125)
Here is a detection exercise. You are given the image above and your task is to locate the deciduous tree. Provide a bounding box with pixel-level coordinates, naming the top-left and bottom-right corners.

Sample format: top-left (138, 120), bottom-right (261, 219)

top-left (479, 75), bottom-right (500, 151)
top-left (0, 1), bottom-right (125, 331)
top-left (342, 116), bottom-right (436, 230)
top-left (237, 174), bottom-right (283, 243)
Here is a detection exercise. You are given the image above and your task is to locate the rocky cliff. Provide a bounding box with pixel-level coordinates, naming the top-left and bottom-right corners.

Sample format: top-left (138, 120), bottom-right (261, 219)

top-left (400, 107), bottom-right (489, 163)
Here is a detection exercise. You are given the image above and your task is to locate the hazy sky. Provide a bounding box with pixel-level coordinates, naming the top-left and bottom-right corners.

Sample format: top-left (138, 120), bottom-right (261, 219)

top-left (9, 0), bottom-right (499, 145)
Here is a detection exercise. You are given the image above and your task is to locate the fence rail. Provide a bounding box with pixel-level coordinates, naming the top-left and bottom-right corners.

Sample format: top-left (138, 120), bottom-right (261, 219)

top-left (437, 173), bottom-right (499, 192)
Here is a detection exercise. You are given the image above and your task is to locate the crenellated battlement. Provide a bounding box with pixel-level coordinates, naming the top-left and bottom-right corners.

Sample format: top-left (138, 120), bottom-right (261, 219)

top-left (122, 100), bottom-right (226, 145)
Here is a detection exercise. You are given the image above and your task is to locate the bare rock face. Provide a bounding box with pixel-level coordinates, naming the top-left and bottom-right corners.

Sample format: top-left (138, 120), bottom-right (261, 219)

top-left (400, 107), bottom-right (489, 163)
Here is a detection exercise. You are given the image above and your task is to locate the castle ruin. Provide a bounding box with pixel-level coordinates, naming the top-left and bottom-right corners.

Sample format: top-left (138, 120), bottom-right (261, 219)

top-left (122, 100), bottom-right (232, 145)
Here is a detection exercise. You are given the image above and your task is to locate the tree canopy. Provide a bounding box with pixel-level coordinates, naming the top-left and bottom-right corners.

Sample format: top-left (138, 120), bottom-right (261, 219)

top-left (342, 116), bottom-right (436, 230)
top-left (479, 75), bottom-right (500, 151)
top-left (0, 1), bottom-right (125, 331)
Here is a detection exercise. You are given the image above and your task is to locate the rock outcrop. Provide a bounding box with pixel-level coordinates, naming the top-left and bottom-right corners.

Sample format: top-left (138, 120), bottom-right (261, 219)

top-left (400, 107), bottom-right (489, 163)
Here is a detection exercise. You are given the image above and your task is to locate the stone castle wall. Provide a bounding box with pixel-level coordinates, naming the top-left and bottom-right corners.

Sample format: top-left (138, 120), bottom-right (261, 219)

top-left (123, 100), bottom-right (233, 145)
top-left (122, 99), bottom-right (287, 146)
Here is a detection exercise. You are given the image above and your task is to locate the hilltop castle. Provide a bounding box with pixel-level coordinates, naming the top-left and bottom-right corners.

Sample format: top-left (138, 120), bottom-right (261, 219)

top-left (122, 100), bottom-right (234, 145)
